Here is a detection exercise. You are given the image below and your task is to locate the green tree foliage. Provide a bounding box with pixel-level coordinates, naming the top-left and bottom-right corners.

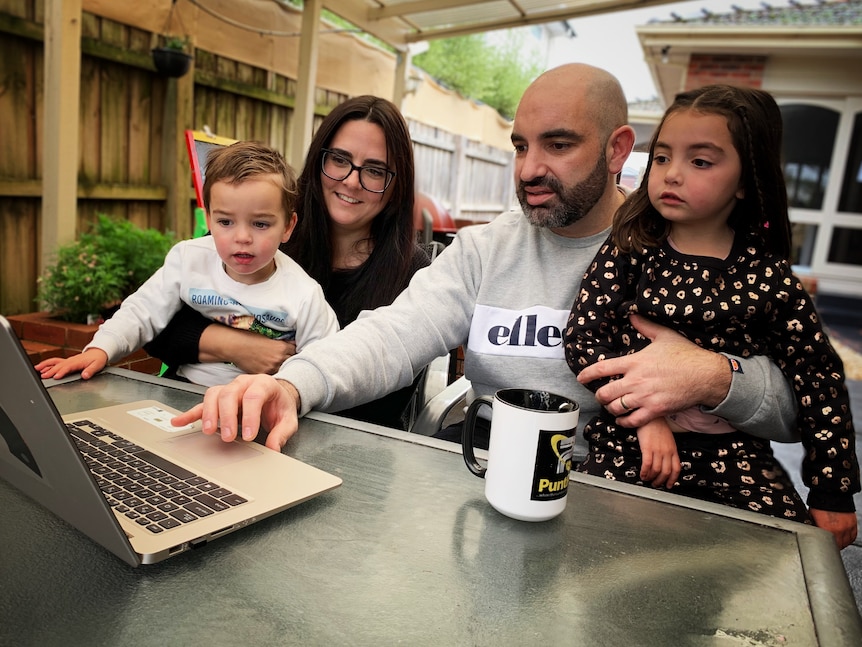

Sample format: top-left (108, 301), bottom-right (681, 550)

top-left (414, 31), bottom-right (542, 120)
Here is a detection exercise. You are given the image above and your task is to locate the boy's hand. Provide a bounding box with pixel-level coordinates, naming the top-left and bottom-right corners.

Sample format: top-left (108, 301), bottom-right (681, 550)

top-left (35, 348), bottom-right (109, 380)
top-left (636, 417), bottom-right (681, 489)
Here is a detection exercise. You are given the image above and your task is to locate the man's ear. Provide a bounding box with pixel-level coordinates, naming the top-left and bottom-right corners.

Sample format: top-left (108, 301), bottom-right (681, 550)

top-left (607, 125), bottom-right (637, 176)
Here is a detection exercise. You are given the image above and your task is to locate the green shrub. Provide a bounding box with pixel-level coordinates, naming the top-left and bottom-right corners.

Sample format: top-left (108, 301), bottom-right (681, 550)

top-left (37, 215), bottom-right (176, 323)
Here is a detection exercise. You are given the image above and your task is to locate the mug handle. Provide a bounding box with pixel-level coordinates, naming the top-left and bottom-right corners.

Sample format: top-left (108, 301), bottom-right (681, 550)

top-left (462, 395), bottom-right (493, 478)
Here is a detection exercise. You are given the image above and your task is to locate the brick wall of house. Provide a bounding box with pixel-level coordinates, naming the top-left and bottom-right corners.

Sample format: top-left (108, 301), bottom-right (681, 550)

top-left (685, 54), bottom-right (766, 90)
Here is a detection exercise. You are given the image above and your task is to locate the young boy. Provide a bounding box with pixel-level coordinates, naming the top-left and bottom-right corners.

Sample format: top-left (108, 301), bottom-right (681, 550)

top-left (36, 141), bottom-right (339, 386)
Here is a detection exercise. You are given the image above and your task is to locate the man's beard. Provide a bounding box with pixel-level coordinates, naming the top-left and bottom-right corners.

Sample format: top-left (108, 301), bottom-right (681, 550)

top-left (517, 154), bottom-right (608, 229)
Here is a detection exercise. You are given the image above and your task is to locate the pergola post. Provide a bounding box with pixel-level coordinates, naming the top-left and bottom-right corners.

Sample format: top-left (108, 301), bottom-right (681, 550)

top-left (42, 0), bottom-right (82, 272)
top-left (163, 59), bottom-right (196, 241)
top-left (392, 48), bottom-right (411, 108)
top-left (291, 0), bottom-right (322, 172)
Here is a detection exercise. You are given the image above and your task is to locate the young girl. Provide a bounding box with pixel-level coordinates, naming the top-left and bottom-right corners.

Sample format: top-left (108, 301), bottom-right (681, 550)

top-left (564, 85), bottom-right (859, 549)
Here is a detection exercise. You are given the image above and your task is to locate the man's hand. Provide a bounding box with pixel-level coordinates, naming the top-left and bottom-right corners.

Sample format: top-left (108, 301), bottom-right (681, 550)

top-left (636, 418), bottom-right (681, 489)
top-left (809, 508), bottom-right (858, 550)
top-left (577, 315), bottom-right (731, 428)
top-left (171, 374), bottom-right (301, 451)
top-left (199, 325), bottom-right (297, 375)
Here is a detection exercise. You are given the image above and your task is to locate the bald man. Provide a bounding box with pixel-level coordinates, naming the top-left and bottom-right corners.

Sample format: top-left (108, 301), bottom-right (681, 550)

top-left (174, 64), bottom-right (796, 455)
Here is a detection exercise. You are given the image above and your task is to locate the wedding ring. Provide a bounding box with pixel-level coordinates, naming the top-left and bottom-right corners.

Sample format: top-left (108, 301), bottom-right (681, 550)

top-left (620, 395), bottom-right (632, 411)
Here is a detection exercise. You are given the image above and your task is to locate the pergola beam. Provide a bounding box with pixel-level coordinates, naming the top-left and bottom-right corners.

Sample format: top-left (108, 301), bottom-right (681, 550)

top-left (369, 0), bottom-right (498, 21)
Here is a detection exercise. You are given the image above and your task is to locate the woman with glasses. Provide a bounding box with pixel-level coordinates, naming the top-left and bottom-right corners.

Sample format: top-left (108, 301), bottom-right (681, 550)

top-left (286, 95), bottom-right (427, 327)
top-left (146, 96), bottom-right (431, 428)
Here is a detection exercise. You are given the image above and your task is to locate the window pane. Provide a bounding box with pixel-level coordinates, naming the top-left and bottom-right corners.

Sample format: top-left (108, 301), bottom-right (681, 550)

top-left (827, 227), bottom-right (862, 266)
top-left (780, 104), bottom-right (839, 209)
top-left (838, 112), bottom-right (862, 214)
top-left (790, 222), bottom-right (818, 267)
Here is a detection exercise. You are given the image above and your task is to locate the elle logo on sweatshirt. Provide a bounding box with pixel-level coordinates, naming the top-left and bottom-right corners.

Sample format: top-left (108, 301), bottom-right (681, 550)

top-left (468, 305), bottom-right (567, 359)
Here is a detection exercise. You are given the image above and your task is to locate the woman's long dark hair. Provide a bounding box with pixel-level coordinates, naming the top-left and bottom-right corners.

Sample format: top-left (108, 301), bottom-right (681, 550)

top-left (282, 95), bottom-right (417, 325)
top-left (614, 84), bottom-right (791, 259)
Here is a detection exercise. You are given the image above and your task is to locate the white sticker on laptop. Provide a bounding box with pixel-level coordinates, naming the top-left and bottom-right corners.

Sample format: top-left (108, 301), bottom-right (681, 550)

top-left (127, 406), bottom-right (195, 433)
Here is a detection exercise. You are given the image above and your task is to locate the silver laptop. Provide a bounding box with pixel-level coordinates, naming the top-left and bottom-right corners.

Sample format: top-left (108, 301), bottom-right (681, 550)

top-left (0, 315), bottom-right (341, 566)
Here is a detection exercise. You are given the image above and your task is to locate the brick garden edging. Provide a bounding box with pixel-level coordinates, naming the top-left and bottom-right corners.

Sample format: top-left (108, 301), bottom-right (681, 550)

top-left (6, 312), bottom-right (161, 375)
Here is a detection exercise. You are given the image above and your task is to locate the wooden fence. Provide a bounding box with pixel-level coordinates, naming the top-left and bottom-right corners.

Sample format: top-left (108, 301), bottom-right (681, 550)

top-left (0, 3), bottom-right (515, 317)
top-left (410, 121), bottom-right (515, 225)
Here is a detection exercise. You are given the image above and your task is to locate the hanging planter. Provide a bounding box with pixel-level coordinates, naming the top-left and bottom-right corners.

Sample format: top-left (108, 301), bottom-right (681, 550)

top-left (154, 0), bottom-right (192, 79)
top-left (152, 35), bottom-right (192, 78)
top-left (151, 46), bottom-right (193, 78)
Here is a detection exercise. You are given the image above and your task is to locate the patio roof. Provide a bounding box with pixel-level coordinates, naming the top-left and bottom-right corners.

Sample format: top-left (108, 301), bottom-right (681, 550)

top-left (303, 0), bottom-right (685, 167)
top-left (320, 0), bottom-right (685, 46)
top-left (41, 0), bottom-right (688, 264)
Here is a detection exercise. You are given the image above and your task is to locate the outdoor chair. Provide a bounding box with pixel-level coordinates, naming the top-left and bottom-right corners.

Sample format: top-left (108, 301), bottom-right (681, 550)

top-left (407, 375), bottom-right (470, 436)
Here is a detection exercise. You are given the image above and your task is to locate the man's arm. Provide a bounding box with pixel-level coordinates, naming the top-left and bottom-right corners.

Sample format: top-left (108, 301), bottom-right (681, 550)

top-left (173, 235), bottom-right (480, 449)
top-left (276, 236), bottom-right (478, 416)
top-left (577, 314), bottom-right (797, 442)
top-left (704, 353), bottom-right (798, 442)
top-left (173, 230), bottom-right (480, 447)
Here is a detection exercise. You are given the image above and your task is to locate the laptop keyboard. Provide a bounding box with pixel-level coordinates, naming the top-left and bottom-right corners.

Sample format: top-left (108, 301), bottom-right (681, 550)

top-left (66, 420), bottom-right (247, 534)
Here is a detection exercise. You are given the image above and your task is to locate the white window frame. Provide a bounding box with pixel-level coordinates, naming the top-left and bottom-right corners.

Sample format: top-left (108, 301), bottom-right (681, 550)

top-left (779, 96), bottom-right (862, 296)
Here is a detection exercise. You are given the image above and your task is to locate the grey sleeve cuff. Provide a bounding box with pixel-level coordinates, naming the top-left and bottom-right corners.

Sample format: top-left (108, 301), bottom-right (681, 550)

top-left (704, 354), bottom-right (799, 443)
top-left (274, 359), bottom-right (331, 417)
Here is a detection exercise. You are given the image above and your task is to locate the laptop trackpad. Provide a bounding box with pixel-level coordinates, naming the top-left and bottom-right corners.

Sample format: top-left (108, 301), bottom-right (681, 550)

top-left (163, 433), bottom-right (262, 469)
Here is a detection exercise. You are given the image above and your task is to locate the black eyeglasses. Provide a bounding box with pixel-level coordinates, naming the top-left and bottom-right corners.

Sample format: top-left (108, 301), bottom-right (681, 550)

top-left (321, 149), bottom-right (395, 194)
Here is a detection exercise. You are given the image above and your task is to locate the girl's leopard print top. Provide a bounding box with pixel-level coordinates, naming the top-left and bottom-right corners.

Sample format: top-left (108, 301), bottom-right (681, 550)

top-left (564, 232), bottom-right (859, 510)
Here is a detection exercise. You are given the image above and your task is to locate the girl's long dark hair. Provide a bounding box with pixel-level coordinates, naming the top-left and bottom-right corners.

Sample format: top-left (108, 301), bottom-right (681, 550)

top-left (614, 84), bottom-right (791, 259)
top-left (283, 95), bottom-right (417, 325)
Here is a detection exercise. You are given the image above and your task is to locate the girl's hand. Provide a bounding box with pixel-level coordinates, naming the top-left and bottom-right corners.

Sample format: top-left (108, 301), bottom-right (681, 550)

top-left (809, 508), bottom-right (858, 550)
top-left (636, 417), bottom-right (681, 489)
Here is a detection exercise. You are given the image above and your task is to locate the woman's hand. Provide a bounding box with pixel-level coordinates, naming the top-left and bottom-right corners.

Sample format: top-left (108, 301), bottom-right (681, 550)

top-left (199, 324), bottom-right (297, 374)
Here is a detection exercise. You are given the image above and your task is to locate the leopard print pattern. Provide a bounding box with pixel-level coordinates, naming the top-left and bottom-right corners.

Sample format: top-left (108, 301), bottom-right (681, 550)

top-left (564, 232), bottom-right (859, 518)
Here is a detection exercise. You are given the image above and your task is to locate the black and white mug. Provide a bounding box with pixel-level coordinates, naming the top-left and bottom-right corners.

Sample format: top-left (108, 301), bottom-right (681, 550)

top-left (462, 389), bottom-right (578, 522)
